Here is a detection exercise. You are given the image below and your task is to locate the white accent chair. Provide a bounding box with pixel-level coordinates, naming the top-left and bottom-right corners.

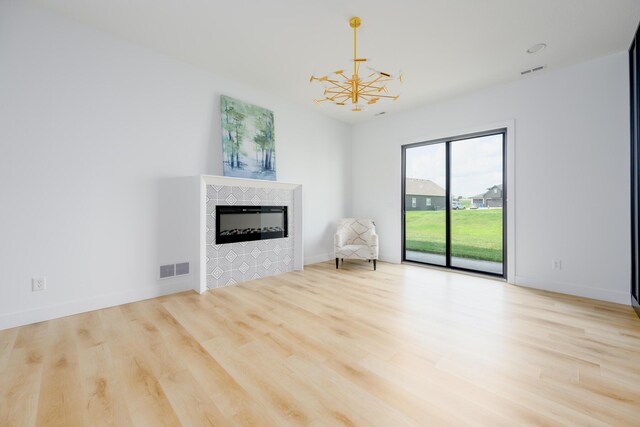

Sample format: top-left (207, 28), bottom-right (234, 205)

top-left (334, 218), bottom-right (379, 270)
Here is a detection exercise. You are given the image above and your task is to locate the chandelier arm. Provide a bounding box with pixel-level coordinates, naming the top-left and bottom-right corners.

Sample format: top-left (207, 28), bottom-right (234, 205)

top-left (357, 81), bottom-right (384, 92)
top-left (360, 87), bottom-right (390, 94)
top-left (359, 87), bottom-right (385, 94)
top-left (358, 82), bottom-right (392, 93)
top-left (367, 76), bottom-right (394, 83)
top-left (323, 78), bottom-right (348, 86)
top-left (326, 92), bottom-right (351, 99)
top-left (325, 86), bottom-right (352, 94)
top-left (327, 85), bottom-right (352, 94)
top-left (360, 75), bottom-right (385, 86)
top-left (325, 80), bottom-right (352, 90)
top-left (368, 94), bottom-right (399, 99)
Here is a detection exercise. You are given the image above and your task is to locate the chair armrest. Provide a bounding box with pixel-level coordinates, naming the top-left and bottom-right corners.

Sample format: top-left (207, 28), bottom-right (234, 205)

top-left (334, 231), bottom-right (346, 248)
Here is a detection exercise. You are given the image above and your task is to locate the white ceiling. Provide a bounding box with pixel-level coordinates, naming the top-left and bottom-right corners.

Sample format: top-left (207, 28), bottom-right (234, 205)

top-left (30, 0), bottom-right (640, 124)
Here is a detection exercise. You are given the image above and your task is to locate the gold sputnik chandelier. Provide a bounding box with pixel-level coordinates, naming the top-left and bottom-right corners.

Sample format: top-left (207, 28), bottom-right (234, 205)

top-left (310, 16), bottom-right (403, 112)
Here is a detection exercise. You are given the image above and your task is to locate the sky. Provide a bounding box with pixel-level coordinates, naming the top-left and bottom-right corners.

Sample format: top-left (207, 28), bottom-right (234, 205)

top-left (405, 134), bottom-right (503, 198)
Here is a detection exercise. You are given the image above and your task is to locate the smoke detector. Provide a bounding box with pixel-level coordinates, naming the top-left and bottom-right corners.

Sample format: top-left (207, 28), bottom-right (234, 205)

top-left (527, 43), bottom-right (547, 54)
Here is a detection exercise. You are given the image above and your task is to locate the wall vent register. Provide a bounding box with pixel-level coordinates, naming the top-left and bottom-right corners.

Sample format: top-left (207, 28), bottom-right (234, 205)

top-left (159, 262), bottom-right (190, 279)
top-left (216, 205), bottom-right (288, 244)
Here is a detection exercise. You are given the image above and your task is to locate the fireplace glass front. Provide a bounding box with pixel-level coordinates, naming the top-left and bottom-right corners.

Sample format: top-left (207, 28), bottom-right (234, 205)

top-left (216, 205), bottom-right (288, 244)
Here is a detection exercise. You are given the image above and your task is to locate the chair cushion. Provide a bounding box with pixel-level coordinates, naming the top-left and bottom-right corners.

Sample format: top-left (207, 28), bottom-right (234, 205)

top-left (335, 244), bottom-right (374, 260)
top-left (338, 218), bottom-right (375, 245)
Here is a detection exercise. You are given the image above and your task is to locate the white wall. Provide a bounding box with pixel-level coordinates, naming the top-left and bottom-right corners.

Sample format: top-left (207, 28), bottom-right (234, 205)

top-left (0, 2), bottom-right (351, 329)
top-left (352, 52), bottom-right (630, 304)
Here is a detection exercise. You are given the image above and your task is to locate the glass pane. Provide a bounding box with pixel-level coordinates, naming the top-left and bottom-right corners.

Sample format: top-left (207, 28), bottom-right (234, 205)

top-left (450, 134), bottom-right (504, 274)
top-left (404, 143), bottom-right (446, 266)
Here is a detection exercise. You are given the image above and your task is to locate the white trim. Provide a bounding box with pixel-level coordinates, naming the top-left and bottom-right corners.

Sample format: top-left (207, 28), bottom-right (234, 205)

top-left (514, 276), bottom-right (629, 306)
top-left (380, 252), bottom-right (401, 263)
top-left (293, 185), bottom-right (304, 271)
top-left (304, 253), bottom-right (333, 265)
top-left (198, 176), bottom-right (207, 293)
top-left (505, 120), bottom-right (516, 285)
top-left (0, 281), bottom-right (194, 331)
top-left (400, 120), bottom-right (516, 284)
top-left (201, 174), bottom-right (300, 190)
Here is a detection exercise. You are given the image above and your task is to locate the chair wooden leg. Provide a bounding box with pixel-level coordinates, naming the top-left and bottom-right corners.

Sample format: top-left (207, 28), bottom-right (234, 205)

top-left (368, 259), bottom-right (371, 263)
top-left (373, 259), bottom-right (377, 271)
top-left (336, 258), bottom-right (339, 269)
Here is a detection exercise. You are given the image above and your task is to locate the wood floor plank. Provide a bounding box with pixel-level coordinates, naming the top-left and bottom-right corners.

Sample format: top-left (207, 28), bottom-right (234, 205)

top-left (77, 342), bottom-right (134, 426)
top-left (0, 261), bottom-right (639, 425)
top-left (159, 369), bottom-right (228, 427)
top-left (148, 299), bottom-right (272, 424)
top-left (35, 317), bottom-right (84, 427)
top-left (0, 327), bottom-right (47, 427)
top-left (112, 354), bottom-right (181, 426)
top-left (0, 327), bottom-right (18, 372)
top-left (201, 335), bottom-right (314, 426)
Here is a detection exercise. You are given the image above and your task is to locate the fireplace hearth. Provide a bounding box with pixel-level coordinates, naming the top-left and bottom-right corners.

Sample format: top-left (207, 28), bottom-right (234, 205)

top-left (216, 205), bottom-right (288, 244)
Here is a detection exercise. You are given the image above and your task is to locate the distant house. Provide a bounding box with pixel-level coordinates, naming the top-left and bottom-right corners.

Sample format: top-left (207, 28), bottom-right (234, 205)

top-left (471, 184), bottom-right (503, 208)
top-left (405, 178), bottom-right (445, 211)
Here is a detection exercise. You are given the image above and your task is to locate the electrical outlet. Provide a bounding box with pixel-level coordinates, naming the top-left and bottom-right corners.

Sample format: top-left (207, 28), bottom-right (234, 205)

top-left (32, 277), bottom-right (46, 291)
top-left (551, 260), bottom-right (562, 270)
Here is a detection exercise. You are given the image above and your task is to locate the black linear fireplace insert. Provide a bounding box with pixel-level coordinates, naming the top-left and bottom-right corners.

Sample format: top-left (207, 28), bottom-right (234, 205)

top-left (216, 205), bottom-right (288, 244)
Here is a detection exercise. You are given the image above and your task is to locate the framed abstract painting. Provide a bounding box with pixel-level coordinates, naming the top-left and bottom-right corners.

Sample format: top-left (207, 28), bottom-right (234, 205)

top-left (220, 95), bottom-right (276, 181)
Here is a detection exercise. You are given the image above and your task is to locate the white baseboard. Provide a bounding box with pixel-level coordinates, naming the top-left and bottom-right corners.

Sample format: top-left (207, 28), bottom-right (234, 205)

top-left (379, 253), bottom-right (401, 264)
top-left (304, 252), bottom-right (401, 265)
top-left (514, 276), bottom-right (629, 305)
top-left (304, 253), bottom-right (333, 265)
top-left (0, 281), bottom-right (193, 331)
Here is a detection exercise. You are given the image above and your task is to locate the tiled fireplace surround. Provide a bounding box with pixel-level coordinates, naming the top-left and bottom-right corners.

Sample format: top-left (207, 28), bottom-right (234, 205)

top-left (203, 176), bottom-right (303, 290)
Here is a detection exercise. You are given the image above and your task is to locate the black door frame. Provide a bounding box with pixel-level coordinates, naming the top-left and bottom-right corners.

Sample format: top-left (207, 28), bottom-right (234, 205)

top-left (401, 128), bottom-right (507, 279)
top-left (629, 28), bottom-right (640, 317)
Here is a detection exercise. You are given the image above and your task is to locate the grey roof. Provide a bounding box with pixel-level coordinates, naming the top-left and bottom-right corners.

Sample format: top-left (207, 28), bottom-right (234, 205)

top-left (405, 178), bottom-right (445, 197)
top-left (472, 184), bottom-right (503, 200)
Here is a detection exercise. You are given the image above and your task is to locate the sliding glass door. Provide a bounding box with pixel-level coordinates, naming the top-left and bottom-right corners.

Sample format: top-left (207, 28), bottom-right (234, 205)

top-left (402, 130), bottom-right (506, 277)
top-left (404, 143), bottom-right (447, 266)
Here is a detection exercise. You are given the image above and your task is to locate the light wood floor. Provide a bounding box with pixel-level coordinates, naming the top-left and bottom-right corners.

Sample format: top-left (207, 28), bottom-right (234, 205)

top-left (1, 261), bottom-right (640, 426)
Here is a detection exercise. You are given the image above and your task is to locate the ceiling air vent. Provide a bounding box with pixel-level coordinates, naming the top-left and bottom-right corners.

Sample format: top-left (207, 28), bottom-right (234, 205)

top-left (521, 65), bottom-right (546, 76)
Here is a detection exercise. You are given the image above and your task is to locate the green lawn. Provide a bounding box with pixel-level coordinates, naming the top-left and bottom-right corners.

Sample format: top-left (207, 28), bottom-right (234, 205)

top-left (405, 209), bottom-right (503, 262)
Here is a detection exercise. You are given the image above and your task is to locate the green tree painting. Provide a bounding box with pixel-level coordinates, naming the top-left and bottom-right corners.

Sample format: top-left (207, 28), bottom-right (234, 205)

top-left (221, 95), bottom-right (276, 180)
